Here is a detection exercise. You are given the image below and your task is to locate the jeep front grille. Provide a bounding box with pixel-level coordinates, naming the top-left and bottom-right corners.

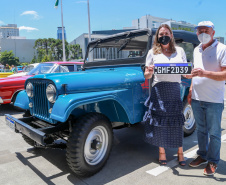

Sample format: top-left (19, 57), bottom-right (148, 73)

top-left (30, 80), bottom-right (54, 123)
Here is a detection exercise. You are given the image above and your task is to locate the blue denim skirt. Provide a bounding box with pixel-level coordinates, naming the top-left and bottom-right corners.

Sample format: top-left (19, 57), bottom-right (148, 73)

top-left (143, 82), bottom-right (185, 148)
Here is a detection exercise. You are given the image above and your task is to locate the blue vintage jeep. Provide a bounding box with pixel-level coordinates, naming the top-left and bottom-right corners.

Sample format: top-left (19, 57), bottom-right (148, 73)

top-left (5, 29), bottom-right (199, 177)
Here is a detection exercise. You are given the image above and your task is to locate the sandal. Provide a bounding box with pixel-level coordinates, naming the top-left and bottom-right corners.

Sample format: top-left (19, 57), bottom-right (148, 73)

top-left (177, 153), bottom-right (186, 166)
top-left (159, 152), bottom-right (167, 165)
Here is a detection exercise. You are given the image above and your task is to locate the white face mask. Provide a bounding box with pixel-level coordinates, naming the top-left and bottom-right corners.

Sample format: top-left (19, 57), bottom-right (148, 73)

top-left (198, 33), bottom-right (211, 44)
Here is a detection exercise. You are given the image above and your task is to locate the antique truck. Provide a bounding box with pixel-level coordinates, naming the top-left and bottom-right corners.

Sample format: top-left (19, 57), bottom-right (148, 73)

top-left (5, 29), bottom-right (199, 177)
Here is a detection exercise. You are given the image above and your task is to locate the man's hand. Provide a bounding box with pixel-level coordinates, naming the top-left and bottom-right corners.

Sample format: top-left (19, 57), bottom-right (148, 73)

top-left (191, 68), bottom-right (207, 77)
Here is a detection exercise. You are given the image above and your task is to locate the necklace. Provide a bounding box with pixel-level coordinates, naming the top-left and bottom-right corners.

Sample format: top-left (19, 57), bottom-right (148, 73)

top-left (162, 47), bottom-right (169, 51)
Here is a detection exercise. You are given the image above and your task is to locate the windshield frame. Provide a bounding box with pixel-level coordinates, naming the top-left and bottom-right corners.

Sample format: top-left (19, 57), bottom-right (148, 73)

top-left (83, 29), bottom-right (152, 69)
top-left (28, 63), bottom-right (56, 75)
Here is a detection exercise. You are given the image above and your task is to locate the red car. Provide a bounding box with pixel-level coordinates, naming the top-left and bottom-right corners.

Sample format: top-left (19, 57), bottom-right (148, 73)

top-left (0, 61), bottom-right (83, 105)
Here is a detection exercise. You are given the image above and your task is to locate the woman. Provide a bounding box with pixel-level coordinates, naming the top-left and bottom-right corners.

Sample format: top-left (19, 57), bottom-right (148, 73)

top-left (143, 24), bottom-right (186, 166)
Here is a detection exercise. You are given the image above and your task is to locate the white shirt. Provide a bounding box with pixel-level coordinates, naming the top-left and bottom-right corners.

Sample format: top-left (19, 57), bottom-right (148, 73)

top-left (145, 46), bottom-right (187, 86)
top-left (192, 40), bottom-right (226, 103)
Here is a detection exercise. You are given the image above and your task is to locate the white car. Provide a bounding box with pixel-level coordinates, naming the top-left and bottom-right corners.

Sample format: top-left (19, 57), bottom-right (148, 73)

top-left (8, 63), bottom-right (39, 77)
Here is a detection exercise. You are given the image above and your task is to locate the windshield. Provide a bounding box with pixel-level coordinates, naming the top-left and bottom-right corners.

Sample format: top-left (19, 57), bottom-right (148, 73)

top-left (28, 63), bottom-right (55, 75)
top-left (86, 34), bottom-right (149, 63)
top-left (24, 65), bottom-right (38, 72)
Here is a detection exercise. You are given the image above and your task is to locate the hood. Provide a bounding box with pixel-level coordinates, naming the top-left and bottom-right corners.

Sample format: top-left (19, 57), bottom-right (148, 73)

top-left (0, 75), bottom-right (33, 87)
top-left (29, 67), bottom-right (145, 94)
top-left (7, 72), bottom-right (28, 77)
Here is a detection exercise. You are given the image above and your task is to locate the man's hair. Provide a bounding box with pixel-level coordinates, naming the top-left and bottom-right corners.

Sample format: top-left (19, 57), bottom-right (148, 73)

top-left (152, 24), bottom-right (176, 55)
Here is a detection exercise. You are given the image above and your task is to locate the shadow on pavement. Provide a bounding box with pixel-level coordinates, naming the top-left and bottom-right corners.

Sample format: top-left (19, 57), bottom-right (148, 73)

top-left (14, 123), bottom-right (201, 185)
top-left (0, 104), bottom-right (24, 116)
top-left (171, 159), bottom-right (226, 182)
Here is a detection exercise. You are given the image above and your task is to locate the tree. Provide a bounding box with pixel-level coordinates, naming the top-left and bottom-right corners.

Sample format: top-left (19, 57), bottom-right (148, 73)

top-left (0, 50), bottom-right (20, 65)
top-left (69, 44), bottom-right (82, 60)
top-left (41, 55), bottom-right (50, 62)
top-left (33, 38), bottom-right (82, 62)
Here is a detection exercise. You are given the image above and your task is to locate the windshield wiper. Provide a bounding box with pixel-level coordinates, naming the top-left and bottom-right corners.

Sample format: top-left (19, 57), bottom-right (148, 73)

top-left (89, 39), bottom-right (102, 52)
top-left (117, 38), bottom-right (131, 53)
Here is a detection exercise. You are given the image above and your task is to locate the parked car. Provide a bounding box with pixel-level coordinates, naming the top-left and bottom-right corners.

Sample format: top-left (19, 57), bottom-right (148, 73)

top-left (0, 61), bottom-right (82, 104)
top-left (8, 63), bottom-right (40, 77)
top-left (0, 64), bottom-right (13, 78)
top-left (0, 72), bottom-right (14, 78)
top-left (5, 29), bottom-right (199, 177)
top-left (17, 66), bottom-right (23, 73)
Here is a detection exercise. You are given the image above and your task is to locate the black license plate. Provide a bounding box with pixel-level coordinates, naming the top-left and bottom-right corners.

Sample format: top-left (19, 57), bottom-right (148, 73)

top-left (154, 63), bottom-right (192, 74)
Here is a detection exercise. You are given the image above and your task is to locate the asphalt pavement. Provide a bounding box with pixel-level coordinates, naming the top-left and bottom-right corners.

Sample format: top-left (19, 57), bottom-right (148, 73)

top-left (0, 94), bottom-right (226, 185)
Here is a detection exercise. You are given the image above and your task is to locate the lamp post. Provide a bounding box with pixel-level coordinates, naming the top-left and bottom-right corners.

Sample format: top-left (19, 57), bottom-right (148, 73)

top-left (61, 0), bottom-right (66, 62)
top-left (87, 0), bottom-right (91, 42)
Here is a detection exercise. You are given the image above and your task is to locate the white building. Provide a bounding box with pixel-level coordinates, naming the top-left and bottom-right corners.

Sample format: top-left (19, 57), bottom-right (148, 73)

top-left (131, 15), bottom-right (196, 32)
top-left (214, 37), bottom-right (224, 44)
top-left (70, 33), bottom-right (108, 59)
top-left (0, 24), bottom-right (19, 39)
top-left (132, 15), bottom-right (170, 29)
top-left (0, 37), bottom-right (36, 63)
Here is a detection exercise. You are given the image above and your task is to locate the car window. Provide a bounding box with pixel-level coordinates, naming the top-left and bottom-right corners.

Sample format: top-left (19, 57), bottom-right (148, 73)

top-left (24, 65), bottom-right (35, 72)
top-left (76, 65), bottom-right (82, 71)
top-left (60, 66), bottom-right (69, 72)
top-left (87, 34), bottom-right (149, 62)
top-left (28, 63), bottom-right (55, 75)
top-left (62, 65), bottom-right (75, 72)
top-left (176, 42), bottom-right (194, 63)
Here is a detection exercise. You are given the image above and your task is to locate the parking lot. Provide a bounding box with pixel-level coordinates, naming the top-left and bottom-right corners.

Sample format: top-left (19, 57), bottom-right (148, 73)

top-left (0, 99), bottom-right (226, 185)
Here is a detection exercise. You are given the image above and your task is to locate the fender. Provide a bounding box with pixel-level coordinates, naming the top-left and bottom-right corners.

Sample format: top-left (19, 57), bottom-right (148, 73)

top-left (14, 90), bottom-right (29, 110)
top-left (51, 89), bottom-right (133, 123)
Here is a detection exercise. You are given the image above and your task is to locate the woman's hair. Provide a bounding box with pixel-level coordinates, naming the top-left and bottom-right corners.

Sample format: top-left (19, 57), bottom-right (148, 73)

top-left (152, 24), bottom-right (176, 55)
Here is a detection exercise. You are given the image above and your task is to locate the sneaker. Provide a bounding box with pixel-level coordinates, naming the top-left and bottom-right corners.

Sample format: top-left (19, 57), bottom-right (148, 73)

top-left (203, 162), bottom-right (217, 176)
top-left (189, 156), bottom-right (208, 167)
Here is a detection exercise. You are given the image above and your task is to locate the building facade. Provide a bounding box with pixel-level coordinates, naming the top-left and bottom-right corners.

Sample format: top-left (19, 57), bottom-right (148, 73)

top-left (57, 27), bottom-right (66, 40)
top-left (132, 15), bottom-right (170, 29)
top-left (70, 29), bottom-right (135, 59)
top-left (0, 38), bottom-right (36, 63)
top-left (131, 15), bottom-right (196, 32)
top-left (214, 36), bottom-right (224, 44)
top-left (0, 24), bottom-right (19, 39)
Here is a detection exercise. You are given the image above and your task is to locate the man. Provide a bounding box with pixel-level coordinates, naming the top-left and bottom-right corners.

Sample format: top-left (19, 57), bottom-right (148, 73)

top-left (5, 64), bottom-right (10, 72)
top-left (11, 65), bottom-right (15, 73)
top-left (188, 21), bottom-right (226, 176)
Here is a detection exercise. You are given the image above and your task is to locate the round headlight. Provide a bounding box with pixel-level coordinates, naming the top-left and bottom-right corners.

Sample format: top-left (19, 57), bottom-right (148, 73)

top-left (46, 84), bottom-right (56, 103)
top-left (26, 82), bottom-right (34, 97)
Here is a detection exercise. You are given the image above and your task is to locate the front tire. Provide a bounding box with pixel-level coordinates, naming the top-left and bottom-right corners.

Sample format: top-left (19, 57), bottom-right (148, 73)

top-left (66, 113), bottom-right (113, 177)
top-left (183, 100), bottom-right (196, 136)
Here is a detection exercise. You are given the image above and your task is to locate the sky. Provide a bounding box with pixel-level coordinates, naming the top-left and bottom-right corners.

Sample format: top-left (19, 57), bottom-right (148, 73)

top-left (0, 0), bottom-right (226, 43)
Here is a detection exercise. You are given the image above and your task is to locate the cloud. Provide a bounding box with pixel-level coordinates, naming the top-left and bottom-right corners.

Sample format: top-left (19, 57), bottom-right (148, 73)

top-left (76, 1), bottom-right (87, 3)
top-left (0, 20), bottom-right (4, 25)
top-left (19, 26), bottom-right (39, 32)
top-left (21, 11), bottom-right (41, 20)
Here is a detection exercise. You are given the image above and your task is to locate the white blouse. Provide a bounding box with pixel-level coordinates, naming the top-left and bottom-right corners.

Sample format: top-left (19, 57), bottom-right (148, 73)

top-left (145, 46), bottom-right (187, 86)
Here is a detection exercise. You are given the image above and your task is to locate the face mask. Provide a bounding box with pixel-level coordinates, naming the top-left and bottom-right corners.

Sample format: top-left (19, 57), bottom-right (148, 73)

top-left (198, 33), bottom-right (211, 44)
top-left (158, 36), bottom-right (171, 45)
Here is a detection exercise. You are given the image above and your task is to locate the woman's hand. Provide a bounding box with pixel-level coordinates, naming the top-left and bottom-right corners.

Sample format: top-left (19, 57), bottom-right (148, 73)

top-left (144, 65), bottom-right (155, 79)
top-left (187, 90), bottom-right (192, 105)
top-left (183, 74), bottom-right (193, 79)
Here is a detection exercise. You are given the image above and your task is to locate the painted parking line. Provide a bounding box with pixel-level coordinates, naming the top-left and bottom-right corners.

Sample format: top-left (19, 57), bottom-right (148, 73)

top-left (221, 133), bottom-right (226, 142)
top-left (146, 133), bottom-right (226, 177)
